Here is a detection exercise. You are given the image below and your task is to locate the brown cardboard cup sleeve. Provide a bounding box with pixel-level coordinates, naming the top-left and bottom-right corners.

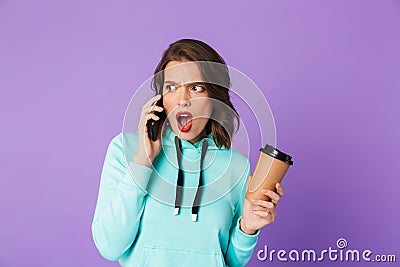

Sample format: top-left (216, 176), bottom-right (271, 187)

top-left (245, 145), bottom-right (293, 202)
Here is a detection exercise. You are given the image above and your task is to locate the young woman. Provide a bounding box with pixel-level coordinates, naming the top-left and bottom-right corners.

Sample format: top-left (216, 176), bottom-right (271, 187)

top-left (92, 39), bottom-right (285, 267)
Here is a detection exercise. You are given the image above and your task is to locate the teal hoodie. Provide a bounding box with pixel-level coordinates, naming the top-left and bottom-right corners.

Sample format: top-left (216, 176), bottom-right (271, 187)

top-left (92, 126), bottom-right (260, 266)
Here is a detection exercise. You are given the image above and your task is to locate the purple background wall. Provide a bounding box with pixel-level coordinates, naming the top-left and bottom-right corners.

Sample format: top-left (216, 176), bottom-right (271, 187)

top-left (1, 0), bottom-right (399, 266)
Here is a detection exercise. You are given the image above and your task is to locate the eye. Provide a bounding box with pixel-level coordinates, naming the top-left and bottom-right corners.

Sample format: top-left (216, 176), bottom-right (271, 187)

top-left (165, 84), bottom-right (177, 92)
top-left (191, 84), bottom-right (205, 92)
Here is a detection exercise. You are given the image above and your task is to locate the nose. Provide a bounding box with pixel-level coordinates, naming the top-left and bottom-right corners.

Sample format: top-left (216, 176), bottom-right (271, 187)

top-left (177, 86), bottom-right (191, 107)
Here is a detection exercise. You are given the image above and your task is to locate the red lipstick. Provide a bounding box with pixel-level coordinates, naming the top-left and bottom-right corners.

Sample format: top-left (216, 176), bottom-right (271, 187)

top-left (176, 111), bottom-right (193, 132)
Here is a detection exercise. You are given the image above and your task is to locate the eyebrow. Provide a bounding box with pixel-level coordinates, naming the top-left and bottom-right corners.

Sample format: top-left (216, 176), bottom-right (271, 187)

top-left (164, 80), bottom-right (178, 86)
top-left (164, 80), bottom-right (205, 86)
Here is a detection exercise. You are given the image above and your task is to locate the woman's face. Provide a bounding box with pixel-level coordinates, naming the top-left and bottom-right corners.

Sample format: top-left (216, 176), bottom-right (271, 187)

top-left (162, 60), bottom-right (212, 144)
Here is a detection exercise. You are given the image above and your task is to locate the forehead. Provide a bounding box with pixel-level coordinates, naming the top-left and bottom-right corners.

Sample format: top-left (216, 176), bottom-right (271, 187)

top-left (164, 61), bottom-right (203, 85)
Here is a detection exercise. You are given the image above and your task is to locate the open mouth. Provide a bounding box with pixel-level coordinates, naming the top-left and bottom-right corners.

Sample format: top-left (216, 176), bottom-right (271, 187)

top-left (176, 111), bottom-right (193, 132)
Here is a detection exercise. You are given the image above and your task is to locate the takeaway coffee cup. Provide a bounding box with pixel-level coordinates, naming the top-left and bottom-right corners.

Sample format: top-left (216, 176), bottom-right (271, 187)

top-left (245, 144), bottom-right (293, 202)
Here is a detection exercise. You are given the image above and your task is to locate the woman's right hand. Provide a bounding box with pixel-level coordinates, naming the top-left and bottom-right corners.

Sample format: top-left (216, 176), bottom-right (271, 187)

top-left (132, 94), bottom-right (164, 168)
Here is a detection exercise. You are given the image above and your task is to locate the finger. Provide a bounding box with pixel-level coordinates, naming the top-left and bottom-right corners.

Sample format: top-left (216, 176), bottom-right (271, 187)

top-left (276, 183), bottom-right (284, 196)
top-left (153, 106), bottom-right (164, 112)
top-left (251, 200), bottom-right (276, 217)
top-left (252, 199), bottom-right (274, 209)
top-left (139, 112), bottom-right (160, 129)
top-left (251, 203), bottom-right (269, 211)
top-left (252, 210), bottom-right (273, 219)
top-left (145, 105), bottom-right (164, 114)
top-left (252, 205), bottom-right (275, 217)
top-left (146, 113), bottom-right (160, 121)
top-left (261, 189), bottom-right (280, 204)
top-left (143, 94), bottom-right (161, 109)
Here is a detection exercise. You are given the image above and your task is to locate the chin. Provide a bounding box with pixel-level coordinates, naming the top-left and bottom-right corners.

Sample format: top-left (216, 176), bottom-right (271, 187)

top-left (170, 124), bottom-right (202, 140)
top-left (174, 129), bottom-right (198, 139)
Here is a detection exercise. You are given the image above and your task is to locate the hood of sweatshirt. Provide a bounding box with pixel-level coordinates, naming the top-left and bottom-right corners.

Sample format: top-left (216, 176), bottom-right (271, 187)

top-left (122, 126), bottom-right (248, 223)
top-left (160, 126), bottom-right (226, 222)
top-left (161, 124), bottom-right (223, 151)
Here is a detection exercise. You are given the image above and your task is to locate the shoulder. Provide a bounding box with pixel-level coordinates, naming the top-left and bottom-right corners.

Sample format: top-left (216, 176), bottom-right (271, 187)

top-left (108, 131), bottom-right (138, 146)
top-left (230, 149), bottom-right (250, 165)
top-left (225, 149), bottom-right (251, 176)
top-left (106, 132), bottom-right (139, 163)
top-left (213, 148), bottom-right (250, 193)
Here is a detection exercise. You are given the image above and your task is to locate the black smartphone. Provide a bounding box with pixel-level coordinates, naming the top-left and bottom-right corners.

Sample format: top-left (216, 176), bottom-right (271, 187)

top-left (146, 94), bottom-right (166, 141)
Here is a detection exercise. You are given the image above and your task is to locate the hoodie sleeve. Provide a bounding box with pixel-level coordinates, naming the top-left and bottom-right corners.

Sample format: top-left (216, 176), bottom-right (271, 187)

top-left (225, 159), bottom-right (260, 267)
top-left (91, 133), bottom-right (153, 261)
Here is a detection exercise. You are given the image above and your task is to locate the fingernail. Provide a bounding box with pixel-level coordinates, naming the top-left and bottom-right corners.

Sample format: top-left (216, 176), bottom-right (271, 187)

top-left (261, 189), bottom-right (267, 193)
top-left (252, 199), bottom-right (256, 204)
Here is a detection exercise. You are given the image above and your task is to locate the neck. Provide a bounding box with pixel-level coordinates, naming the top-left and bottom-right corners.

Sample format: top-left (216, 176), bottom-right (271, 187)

top-left (187, 129), bottom-right (207, 144)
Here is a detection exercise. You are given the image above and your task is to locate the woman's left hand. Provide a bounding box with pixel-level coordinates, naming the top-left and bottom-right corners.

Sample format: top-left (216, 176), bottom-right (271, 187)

top-left (240, 177), bottom-right (285, 235)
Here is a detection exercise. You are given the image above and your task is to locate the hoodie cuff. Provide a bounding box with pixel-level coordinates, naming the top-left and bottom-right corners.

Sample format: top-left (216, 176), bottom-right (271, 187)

top-left (233, 216), bottom-right (260, 249)
top-left (121, 161), bottom-right (154, 193)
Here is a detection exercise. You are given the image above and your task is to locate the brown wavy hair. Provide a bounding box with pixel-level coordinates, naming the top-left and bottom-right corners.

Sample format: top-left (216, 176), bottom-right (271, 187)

top-left (151, 38), bottom-right (240, 149)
